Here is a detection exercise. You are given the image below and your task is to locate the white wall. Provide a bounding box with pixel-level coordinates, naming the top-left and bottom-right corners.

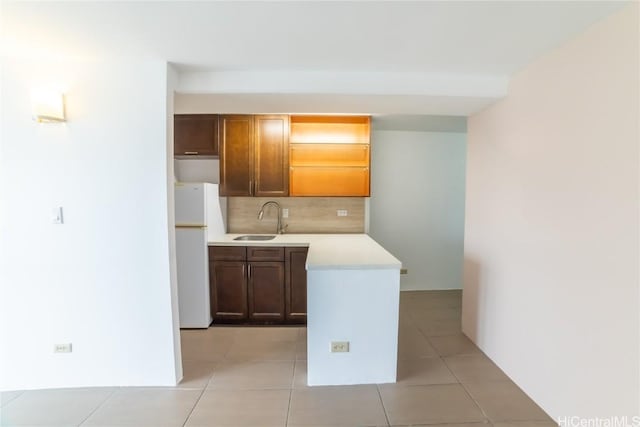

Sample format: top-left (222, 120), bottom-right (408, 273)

top-left (369, 130), bottom-right (466, 290)
top-left (0, 59), bottom-right (181, 390)
top-left (464, 4), bottom-right (639, 419)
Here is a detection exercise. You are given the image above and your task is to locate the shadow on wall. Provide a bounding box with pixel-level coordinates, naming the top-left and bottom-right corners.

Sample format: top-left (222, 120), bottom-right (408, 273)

top-left (461, 257), bottom-right (481, 343)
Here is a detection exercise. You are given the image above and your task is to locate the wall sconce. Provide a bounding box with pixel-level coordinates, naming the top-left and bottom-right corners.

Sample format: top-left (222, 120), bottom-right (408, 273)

top-left (31, 90), bottom-right (66, 123)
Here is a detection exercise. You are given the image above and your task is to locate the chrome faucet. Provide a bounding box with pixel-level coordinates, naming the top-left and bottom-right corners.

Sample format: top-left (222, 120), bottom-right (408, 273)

top-left (257, 201), bottom-right (287, 234)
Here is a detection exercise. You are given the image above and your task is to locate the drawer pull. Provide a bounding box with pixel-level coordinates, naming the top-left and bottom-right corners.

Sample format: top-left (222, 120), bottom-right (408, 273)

top-left (184, 151), bottom-right (199, 155)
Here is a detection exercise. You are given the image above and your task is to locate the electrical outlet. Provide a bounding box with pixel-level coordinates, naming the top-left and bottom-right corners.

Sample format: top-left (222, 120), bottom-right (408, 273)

top-left (337, 210), bottom-right (348, 217)
top-left (51, 207), bottom-right (64, 224)
top-left (400, 268), bottom-right (408, 275)
top-left (54, 343), bottom-right (72, 353)
top-left (282, 208), bottom-right (289, 218)
top-left (330, 341), bottom-right (349, 353)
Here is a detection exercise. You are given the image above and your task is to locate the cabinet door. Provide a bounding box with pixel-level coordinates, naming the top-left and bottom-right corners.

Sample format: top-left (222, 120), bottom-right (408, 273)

top-left (254, 115), bottom-right (289, 197)
top-left (285, 248), bottom-right (308, 323)
top-left (219, 115), bottom-right (254, 196)
top-left (174, 114), bottom-right (218, 156)
top-left (248, 262), bottom-right (285, 322)
top-left (210, 261), bottom-right (248, 321)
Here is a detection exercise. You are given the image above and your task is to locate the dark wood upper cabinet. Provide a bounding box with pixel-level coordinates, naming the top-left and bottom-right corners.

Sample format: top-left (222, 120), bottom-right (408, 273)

top-left (254, 115), bottom-right (289, 197)
top-left (285, 247), bottom-right (308, 323)
top-left (174, 114), bottom-right (219, 156)
top-left (219, 115), bottom-right (289, 197)
top-left (219, 115), bottom-right (254, 196)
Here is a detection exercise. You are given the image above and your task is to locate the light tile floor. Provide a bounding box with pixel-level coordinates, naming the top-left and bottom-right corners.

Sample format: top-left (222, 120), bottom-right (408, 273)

top-left (0, 290), bottom-right (557, 427)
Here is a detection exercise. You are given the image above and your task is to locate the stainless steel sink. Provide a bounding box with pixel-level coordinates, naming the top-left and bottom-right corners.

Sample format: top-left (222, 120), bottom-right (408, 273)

top-left (233, 235), bottom-right (276, 241)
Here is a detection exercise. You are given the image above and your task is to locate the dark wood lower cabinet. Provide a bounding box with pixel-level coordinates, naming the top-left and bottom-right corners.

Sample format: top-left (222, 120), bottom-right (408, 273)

top-left (210, 261), bottom-right (248, 321)
top-left (209, 245), bottom-right (307, 325)
top-left (285, 247), bottom-right (308, 323)
top-left (248, 262), bottom-right (285, 322)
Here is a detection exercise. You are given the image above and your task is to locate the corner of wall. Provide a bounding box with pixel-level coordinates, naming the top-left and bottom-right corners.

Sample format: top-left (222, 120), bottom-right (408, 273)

top-left (166, 62), bottom-right (183, 385)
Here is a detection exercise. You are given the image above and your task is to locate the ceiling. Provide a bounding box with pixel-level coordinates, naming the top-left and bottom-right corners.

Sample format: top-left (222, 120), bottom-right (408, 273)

top-left (2, 1), bottom-right (628, 114)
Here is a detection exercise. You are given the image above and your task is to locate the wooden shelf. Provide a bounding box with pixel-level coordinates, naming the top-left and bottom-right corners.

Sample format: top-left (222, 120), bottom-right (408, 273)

top-left (290, 115), bottom-right (370, 144)
top-left (290, 166), bottom-right (370, 197)
top-left (290, 143), bottom-right (369, 167)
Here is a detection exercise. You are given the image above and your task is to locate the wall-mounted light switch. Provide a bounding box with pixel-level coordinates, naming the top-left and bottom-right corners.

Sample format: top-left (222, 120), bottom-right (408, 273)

top-left (282, 208), bottom-right (289, 218)
top-left (51, 207), bottom-right (64, 224)
top-left (337, 210), bottom-right (348, 217)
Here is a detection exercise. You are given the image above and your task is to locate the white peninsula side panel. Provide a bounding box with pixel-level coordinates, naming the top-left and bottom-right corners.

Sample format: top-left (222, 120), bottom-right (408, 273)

top-left (307, 268), bottom-right (400, 386)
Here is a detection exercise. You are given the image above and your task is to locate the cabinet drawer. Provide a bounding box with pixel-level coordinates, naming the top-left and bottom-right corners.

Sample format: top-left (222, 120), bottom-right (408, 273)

top-left (290, 144), bottom-right (369, 167)
top-left (209, 246), bottom-right (247, 261)
top-left (290, 166), bottom-right (370, 196)
top-left (247, 246), bottom-right (285, 261)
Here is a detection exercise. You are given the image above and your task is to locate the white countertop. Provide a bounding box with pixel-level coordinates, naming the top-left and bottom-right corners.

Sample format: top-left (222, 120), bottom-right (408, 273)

top-left (208, 234), bottom-right (402, 271)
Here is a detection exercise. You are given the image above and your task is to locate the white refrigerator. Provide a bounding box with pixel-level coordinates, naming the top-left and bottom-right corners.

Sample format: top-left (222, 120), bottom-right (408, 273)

top-left (175, 183), bottom-right (226, 328)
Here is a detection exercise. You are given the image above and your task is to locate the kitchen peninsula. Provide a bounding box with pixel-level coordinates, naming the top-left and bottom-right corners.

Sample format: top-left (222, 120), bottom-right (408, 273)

top-left (209, 234), bottom-right (402, 386)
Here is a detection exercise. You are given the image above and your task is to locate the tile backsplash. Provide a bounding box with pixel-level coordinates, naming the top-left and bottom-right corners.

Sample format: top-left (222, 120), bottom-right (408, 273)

top-left (227, 197), bottom-right (365, 234)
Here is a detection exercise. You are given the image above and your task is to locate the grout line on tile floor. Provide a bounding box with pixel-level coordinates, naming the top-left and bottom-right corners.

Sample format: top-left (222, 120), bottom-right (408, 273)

top-left (441, 357), bottom-right (491, 423)
top-left (219, 337), bottom-right (235, 361)
top-left (76, 387), bottom-right (119, 426)
top-left (291, 360), bottom-right (298, 389)
top-left (201, 362), bottom-right (218, 390)
top-left (284, 388), bottom-right (294, 427)
top-left (286, 359), bottom-right (298, 426)
top-left (180, 382), bottom-right (209, 427)
top-left (411, 317), bottom-right (467, 386)
top-left (375, 384), bottom-right (392, 427)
